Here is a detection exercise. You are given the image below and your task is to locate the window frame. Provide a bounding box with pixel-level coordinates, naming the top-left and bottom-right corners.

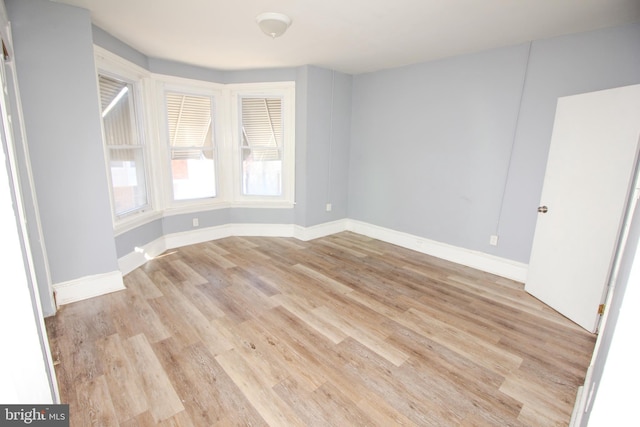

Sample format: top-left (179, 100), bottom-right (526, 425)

top-left (154, 76), bottom-right (227, 214)
top-left (230, 82), bottom-right (296, 207)
top-left (162, 84), bottom-right (221, 204)
top-left (95, 47), bottom-right (158, 231)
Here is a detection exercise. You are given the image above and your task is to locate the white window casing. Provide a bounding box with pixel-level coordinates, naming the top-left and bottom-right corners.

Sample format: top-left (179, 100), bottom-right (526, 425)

top-left (155, 78), bottom-right (227, 213)
top-left (230, 82), bottom-right (296, 207)
top-left (156, 77), bottom-right (295, 211)
top-left (95, 47), bottom-right (157, 232)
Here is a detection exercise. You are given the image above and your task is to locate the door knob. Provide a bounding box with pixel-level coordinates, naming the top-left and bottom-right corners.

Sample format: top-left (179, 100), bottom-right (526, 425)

top-left (538, 205), bottom-right (548, 213)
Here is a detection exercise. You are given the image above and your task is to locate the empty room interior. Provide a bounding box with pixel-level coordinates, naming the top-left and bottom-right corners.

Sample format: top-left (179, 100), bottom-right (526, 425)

top-left (1, 0), bottom-right (640, 425)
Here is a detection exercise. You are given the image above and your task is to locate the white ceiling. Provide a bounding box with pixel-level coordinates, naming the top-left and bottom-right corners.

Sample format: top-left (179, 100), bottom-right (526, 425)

top-left (54, 0), bottom-right (640, 74)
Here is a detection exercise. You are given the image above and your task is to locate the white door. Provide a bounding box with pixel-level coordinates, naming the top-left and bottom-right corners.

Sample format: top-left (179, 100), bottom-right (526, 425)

top-left (525, 84), bottom-right (640, 333)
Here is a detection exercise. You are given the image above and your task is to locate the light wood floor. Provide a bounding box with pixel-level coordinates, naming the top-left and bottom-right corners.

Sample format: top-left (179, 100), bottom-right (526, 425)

top-left (45, 232), bottom-right (596, 426)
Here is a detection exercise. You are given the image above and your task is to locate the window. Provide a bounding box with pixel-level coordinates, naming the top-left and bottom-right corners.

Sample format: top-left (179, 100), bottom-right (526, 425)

top-left (240, 96), bottom-right (283, 196)
top-left (233, 84), bottom-right (295, 204)
top-left (96, 47), bottom-right (296, 227)
top-left (165, 92), bottom-right (216, 201)
top-left (98, 74), bottom-right (150, 218)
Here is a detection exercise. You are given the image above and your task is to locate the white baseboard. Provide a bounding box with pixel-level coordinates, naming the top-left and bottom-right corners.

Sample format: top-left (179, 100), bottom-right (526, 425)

top-left (117, 219), bottom-right (528, 284)
top-left (118, 238), bottom-right (167, 276)
top-left (229, 223), bottom-right (296, 238)
top-left (70, 220), bottom-right (527, 307)
top-left (163, 223), bottom-right (296, 251)
top-left (570, 364), bottom-right (594, 427)
top-left (294, 219), bottom-right (350, 241)
top-left (53, 270), bottom-right (125, 307)
top-left (345, 220), bottom-right (528, 282)
top-left (164, 223), bottom-right (234, 251)
top-left (120, 223), bottom-right (301, 276)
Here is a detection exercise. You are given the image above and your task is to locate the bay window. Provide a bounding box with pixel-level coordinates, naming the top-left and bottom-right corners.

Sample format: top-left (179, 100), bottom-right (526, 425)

top-left (97, 48), bottom-right (295, 228)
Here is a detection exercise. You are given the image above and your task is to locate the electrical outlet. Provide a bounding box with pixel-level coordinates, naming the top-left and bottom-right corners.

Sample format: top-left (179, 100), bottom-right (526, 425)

top-left (192, 218), bottom-right (199, 227)
top-left (326, 203), bottom-right (332, 212)
top-left (489, 235), bottom-right (498, 246)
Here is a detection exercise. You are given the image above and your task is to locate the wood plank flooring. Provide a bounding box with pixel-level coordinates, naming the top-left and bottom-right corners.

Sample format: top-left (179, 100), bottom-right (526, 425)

top-left (45, 232), bottom-right (596, 426)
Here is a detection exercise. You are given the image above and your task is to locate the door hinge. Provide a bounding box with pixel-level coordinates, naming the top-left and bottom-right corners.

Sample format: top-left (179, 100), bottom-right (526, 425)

top-left (598, 304), bottom-right (605, 315)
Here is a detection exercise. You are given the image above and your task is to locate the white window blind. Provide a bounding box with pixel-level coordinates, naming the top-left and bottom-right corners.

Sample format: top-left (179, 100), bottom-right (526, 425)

top-left (165, 92), bottom-right (216, 200)
top-left (240, 97), bottom-right (283, 196)
top-left (167, 93), bottom-right (212, 152)
top-left (99, 74), bottom-right (149, 218)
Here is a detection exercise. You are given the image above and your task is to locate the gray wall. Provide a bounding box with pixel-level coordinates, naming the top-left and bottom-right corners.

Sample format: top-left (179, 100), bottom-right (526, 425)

top-left (302, 66), bottom-right (352, 227)
top-left (349, 43), bottom-right (529, 255)
top-left (349, 23), bottom-right (640, 263)
top-left (294, 65), bottom-right (352, 228)
top-left (7, 0), bottom-right (119, 283)
top-left (114, 219), bottom-right (163, 258)
top-left (497, 23), bottom-right (640, 262)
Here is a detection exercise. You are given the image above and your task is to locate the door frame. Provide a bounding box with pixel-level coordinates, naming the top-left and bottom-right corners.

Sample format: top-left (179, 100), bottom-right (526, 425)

top-left (0, 5), bottom-right (59, 402)
top-left (571, 148), bottom-right (640, 425)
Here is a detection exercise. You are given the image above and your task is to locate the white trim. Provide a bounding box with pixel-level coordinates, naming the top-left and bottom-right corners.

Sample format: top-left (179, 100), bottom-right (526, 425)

top-left (570, 366), bottom-right (593, 426)
top-left (53, 271), bottom-right (125, 306)
top-left (94, 46), bottom-right (149, 80)
top-left (164, 223), bottom-right (234, 250)
top-left (345, 220), bottom-right (528, 282)
top-left (117, 221), bottom-right (345, 276)
top-left (121, 223), bottom-right (298, 275)
top-left (118, 238), bottom-right (167, 275)
top-left (114, 201), bottom-right (297, 236)
top-left (117, 218), bottom-right (527, 282)
top-left (94, 49), bottom-right (299, 232)
top-left (3, 44), bottom-right (55, 315)
top-left (119, 225), bottom-right (237, 276)
top-left (95, 48), bottom-right (156, 228)
top-left (164, 223), bottom-right (296, 250)
top-left (230, 83), bottom-right (296, 205)
top-left (294, 219), bottom-right (350, 241)
top-left (1, 19), bottom-right (59, 403)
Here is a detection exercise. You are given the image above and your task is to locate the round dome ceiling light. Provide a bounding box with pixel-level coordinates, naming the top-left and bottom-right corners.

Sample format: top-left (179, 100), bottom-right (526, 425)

top-left (256, 12), bottom-right (292, 38)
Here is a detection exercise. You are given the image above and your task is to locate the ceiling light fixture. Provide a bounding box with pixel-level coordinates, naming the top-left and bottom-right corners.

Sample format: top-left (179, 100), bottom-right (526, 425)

top-left (256, 12), bottom-right (292, 38)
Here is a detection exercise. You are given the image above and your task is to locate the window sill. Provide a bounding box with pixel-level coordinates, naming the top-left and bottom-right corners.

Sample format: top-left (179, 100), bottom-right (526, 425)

top-left (230, 200), bottom-right (295, 209)
top-left (163, 200), bottom-right (231, 217)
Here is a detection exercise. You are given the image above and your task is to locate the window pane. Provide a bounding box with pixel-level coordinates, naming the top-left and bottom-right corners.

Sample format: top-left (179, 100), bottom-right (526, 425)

top-left (109, 148), bottom-right (148, 216)
top-left (99, 74), bottom-right (149, 218)
top-left (240, 97), bottom-right (283, 196)
top-left (99, 75), bottom-right (138, 146)
top-left (242, 147), bottom-right (282, 196)
top-left (166, 92), bottom-right (216, 200)
top-left (171, 148), bottom-right (216, 200)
